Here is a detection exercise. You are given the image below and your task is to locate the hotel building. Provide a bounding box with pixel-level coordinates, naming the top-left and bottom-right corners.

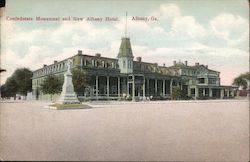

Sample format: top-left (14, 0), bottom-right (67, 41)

top-left (32, 37), bottom-right (237, 101)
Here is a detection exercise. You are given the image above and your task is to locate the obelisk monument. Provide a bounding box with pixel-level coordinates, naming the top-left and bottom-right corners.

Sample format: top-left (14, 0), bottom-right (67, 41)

top-left (57, 59), bottom-right (80, 104)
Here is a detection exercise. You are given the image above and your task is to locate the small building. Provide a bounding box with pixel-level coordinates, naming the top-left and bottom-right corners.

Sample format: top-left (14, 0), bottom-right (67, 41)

top-left (238, 89), bottom-right (250, 97)
top-left (32, 37), bottom-right (237, 101)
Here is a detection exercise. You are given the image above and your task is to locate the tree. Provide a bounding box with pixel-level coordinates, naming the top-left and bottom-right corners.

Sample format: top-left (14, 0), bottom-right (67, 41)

top-left (0, 84), bottom-right (7, 98)
top-left (72, 67), bottom-right (88, 96)
top-left (1, 68), bottom-right (32, 98)
top-left (40, 75), bottom-right (63, 101)
top-left (2, 77), bottom-right (18, 98)
top-left (172, 86), bottom-right (181, 100)
top-left (233, 72), bottom-right (250, 89)
top-left (1, 77), bottom-right (17, 98)
top-left (13, 68), bottom-right (33, 95)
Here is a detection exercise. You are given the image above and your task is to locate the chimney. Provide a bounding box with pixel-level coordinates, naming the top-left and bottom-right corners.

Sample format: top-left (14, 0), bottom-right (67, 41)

top-left (136, 57), bottom-right (142, 62)
top-left (78, 50), bottom-right (82, 55)
top-left (95, 53), bottom-right (101, 57)
top-left (173, 60), bottom-right (176, 65)
top-left (43, 64), bottom-right (47, 67)
top-left (54, 60), bottom-right (57, 64)
top-left (195, 62), bottom-right (199, 66)
top-left (205, 65), bottom-right (208, 68)
top-left (163, 63), bottom-right (165, 67)
top-left (185, 61), bottom-right (188, 66)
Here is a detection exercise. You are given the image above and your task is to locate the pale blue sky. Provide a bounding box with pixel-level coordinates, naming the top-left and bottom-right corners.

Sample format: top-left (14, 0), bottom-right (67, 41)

top-left (1, 0), bottom-right (249, 85)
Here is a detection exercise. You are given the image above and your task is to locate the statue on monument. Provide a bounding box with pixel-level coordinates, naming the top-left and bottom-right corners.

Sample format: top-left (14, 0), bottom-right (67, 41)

top-left (57, 59), bottom-right (80, 104)
top-left (67, 59), bottom-right (73, 72)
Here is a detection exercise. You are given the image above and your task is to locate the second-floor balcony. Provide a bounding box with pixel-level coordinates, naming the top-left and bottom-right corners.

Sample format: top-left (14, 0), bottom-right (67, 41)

top-left (128, 75), bottom-right (144, 84)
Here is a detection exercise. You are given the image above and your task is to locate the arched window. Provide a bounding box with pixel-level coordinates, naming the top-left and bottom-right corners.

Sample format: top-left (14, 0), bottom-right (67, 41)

top-left (123, 60), bottom-right (126, 68)
top-left (102, 61), bottom-right (105, 67)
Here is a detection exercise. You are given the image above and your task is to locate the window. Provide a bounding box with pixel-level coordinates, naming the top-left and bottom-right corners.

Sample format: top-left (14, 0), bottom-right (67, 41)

top-left (123, 60), bottom-right (126, 68)
top-left (102, 61), bottom-right (105, 67)
top-left (191, 89), bottom-right (195, 95)
top-left (208, 78), bottom-right (216, 84)
top-left (92, 59), bottom-right (95, 67)
top-left (198, 78), bottom-right (205, 84)
top-left (84, 59), bottom-right (87, 66)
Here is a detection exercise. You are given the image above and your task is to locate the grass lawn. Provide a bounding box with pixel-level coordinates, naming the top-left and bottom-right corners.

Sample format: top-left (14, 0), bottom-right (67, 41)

top-left (49, 103), bottom-right (91, 109)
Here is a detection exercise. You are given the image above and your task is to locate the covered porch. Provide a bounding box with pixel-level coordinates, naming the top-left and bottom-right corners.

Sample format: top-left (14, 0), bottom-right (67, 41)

top-left (188, 85), bottom-right (238, 99)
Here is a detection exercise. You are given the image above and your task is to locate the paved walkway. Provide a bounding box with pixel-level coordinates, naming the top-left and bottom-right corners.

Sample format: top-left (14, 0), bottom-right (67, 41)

top-left (0, 100), bottom-right (249, 161)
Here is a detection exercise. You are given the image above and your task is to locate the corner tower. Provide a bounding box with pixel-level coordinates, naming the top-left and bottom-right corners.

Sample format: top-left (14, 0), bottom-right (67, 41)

top-left (117, 37), bottom-right (134, 73)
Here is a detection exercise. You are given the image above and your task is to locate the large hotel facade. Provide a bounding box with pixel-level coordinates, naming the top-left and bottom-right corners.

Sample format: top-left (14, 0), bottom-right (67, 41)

top-left (32, 37), bottom-right (237, 101)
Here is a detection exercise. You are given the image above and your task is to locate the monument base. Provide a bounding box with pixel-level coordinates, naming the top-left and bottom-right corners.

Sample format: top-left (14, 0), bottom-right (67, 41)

top-left (57, 93), bottom-right (80, 104)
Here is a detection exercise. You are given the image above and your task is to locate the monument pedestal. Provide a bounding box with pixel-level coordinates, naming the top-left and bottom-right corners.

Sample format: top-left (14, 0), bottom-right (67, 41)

top-left (57, 60), bottom-right (80, 104)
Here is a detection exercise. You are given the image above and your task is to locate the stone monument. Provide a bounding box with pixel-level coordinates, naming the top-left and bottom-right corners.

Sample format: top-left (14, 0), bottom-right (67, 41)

top-left (57, 59), bottom-right (80, 104)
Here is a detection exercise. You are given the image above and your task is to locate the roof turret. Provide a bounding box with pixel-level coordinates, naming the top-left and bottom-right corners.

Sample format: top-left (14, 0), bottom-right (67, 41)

top-left (117, 37), bottom-right (133, 58)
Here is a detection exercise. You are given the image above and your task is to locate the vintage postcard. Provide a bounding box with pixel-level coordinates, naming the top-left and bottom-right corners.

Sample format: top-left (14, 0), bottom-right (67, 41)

top-left (0, 0), bottom-right (249, 161)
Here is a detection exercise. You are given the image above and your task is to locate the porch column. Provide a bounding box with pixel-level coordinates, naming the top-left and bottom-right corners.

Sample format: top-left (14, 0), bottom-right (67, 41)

top-left (195, 87), bottom-right (199, 99)
top-left (170, 79), bottom-right (173, 97)
top-left (188, 87), bottom-right (191, 97)
top-left (132, 75), bottom-right (135, 101)
top-left (147, 79), bottom-right (150, 96)
top-left (237, 90), bottom-right (240, 97)
top-left (80, 57), bottom-right (83, 66)
top-left (127, 78), bottom-right (129, 96)
top-left (179, 81), bottom-right (182, 90)
top-left (118, 77), bottom-right (120, 98)
top-left (231, 89), bottom-right (234, 97)
top-left (155, 79), bottom-right (158, 94)
top-left (163, 79), bottom-right (165, 96)
top-left (203, 88), bottom-right (205, 96)
top-left (209, 88), bottom-right (213, 97)
top-left (96, 75), bottom-right (99, 100)
top-left (227, 89), bottom-right (230, 97)
top-left (220, 89), bottom-right (224, 99)
top-left (107, 76), bottom-right (109, 98)
top-left (143, 77), bottom-right (146, 101)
